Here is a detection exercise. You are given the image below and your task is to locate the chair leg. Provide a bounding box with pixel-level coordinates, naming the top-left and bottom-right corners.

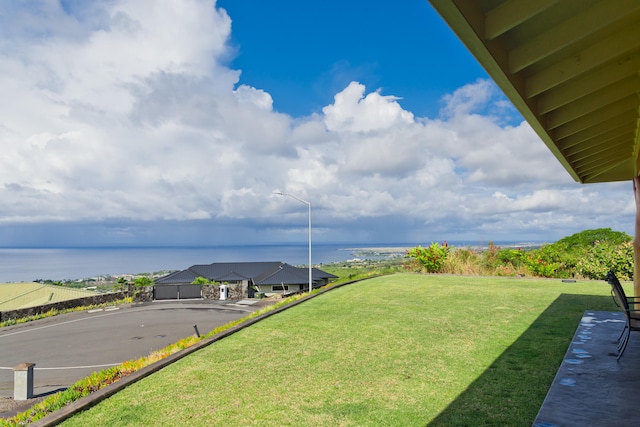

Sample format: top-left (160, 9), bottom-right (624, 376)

top-left (618, 328), bottom-right (628, 353)
top-left (618, 326), bottom-right (628, 350)
top-left (618, 328), bottom-right (631, 360)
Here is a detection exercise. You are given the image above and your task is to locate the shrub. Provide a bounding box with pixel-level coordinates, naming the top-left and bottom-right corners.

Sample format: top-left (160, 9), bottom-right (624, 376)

top-left (191, 276), bottom-right (210, 285)
top-left (404, 229), bottom-right (634, 280)
top-left (406, 242), bottom-right (450, 273)
top-left (576, 240), bottom-right (634, 280)
top-left (134, 276), bottom-right (154, 287)
top-left (557, 227), bottom-right (632, 247)
top-left (523, 244), bottom-right (564, 278)
top-left (496, 248), bottom-right (525, 267)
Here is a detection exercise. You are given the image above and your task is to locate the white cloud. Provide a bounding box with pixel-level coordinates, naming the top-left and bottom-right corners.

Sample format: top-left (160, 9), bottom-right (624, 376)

top-left (322, 81), bottom-right (414, 132)
top-left (440, 78), bottom-right (494, 118)
top-left (0, 0), bottom-right (634, 244)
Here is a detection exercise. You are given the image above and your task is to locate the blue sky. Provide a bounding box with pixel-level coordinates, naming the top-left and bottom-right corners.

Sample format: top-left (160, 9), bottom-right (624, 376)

top-left (218, 0), bottom-right (487, 119)
top-left (0, 0), bottom-right (634, 248)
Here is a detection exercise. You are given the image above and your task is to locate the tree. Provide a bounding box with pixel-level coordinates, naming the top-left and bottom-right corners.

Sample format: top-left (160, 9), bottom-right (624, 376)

top-left (557, 228), bottom-right (632, 248)
top-left (134, 276), bottom-right (153, 287)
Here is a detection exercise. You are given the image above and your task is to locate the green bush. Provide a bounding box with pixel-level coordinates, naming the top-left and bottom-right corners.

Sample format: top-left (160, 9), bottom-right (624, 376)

top-left (191, 276), bottom-right (210, 285)
top-left (496, 248), bottom-right (525, 267)
top-left (576, 240), bottom-right (634, 280)
top-left (405, 229), bottom-right (634, 280)
top-left (134, 276), bottom-right (153, 287)
top-left (406, 242), bottom-right (450, 273)
top-left (557, 227), bottom-right (632, 247)
top-left (524, 244), bottom-right (564, 278)
top-left (480, 243), bottom-right (525, 273)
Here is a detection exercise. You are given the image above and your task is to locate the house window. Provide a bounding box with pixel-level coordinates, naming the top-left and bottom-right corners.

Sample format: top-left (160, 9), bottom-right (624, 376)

top-left (272, 285), bottom-right (289, 291)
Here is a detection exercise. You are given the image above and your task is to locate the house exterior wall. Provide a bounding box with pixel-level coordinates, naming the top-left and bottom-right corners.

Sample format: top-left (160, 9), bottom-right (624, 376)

top-left (255, 283), bottom-right (305, 295)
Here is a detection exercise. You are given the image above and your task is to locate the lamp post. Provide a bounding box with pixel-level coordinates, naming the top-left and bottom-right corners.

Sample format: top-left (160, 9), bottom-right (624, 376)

top-left (274, 192), bottom-right (312, 293)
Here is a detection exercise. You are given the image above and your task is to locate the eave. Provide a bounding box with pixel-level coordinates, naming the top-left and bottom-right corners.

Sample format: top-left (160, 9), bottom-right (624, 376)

top-left (429, 0), bottom-right (640, 183)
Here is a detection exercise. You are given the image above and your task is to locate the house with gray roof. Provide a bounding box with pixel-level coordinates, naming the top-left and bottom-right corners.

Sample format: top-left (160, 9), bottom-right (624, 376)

top-left (154, 261), bottom-right (337, 299)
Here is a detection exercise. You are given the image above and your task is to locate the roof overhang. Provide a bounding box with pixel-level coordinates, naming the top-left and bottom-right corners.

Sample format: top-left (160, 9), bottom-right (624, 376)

top-left (429, 0), bottom-right (640, 183)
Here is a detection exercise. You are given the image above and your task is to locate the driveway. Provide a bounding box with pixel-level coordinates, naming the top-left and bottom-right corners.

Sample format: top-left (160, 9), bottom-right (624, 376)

top-left (0, 300), bottom-right (269, 398)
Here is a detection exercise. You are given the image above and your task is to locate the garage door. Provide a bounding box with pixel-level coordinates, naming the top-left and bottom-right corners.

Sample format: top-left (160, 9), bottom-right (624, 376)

top-left (154, 285), bottom-right (202, 300)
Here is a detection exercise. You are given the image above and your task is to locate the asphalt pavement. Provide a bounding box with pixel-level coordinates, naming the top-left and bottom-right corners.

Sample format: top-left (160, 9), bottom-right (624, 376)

top-left (0, 299), bottom-right (266, 398)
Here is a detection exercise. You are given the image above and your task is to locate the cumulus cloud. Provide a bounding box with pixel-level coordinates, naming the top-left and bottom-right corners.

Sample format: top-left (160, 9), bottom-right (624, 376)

top-left (0, 0), bottom-right (633, 245)
top-left (322, 81), bottom-right (414, 132)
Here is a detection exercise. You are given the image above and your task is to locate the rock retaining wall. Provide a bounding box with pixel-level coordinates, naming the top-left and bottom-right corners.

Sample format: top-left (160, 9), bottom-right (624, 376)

top-left (202, 285), bottom-right (219, 299)
top-left (131, 285), bottom-right (153, 302)
top-left (202, 284), bottom-right (246, 300)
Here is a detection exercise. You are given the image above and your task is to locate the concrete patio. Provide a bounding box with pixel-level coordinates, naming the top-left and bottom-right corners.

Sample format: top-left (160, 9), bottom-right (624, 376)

top-left (534, 310), bottom-right (640, 426)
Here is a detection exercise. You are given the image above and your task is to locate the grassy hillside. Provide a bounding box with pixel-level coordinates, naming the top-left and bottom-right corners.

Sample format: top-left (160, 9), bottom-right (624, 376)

top-left (58, 274), bottom-right (616, 426)
top-left (0, 283), bottom-right (99, 311)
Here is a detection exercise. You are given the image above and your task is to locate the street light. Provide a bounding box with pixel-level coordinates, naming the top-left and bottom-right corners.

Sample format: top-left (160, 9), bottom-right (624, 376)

top-left (274, 191), bottom-right (312, 293)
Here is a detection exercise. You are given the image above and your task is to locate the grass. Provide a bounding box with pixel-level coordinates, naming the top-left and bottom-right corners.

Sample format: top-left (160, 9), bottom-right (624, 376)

top-left (320, 259), bottom-right (403, 282)
top-left (58, 273), bottom-right (616, 426)
top-left (0, 282), bottom-right (101, 312)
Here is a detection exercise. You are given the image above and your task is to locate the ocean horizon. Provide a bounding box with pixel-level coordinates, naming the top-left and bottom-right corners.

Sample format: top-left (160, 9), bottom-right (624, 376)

top-left (0, 241), bottom-right (544, 283)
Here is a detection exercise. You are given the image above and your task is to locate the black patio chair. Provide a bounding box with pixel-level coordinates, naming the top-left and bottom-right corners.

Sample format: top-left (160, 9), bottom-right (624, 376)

top-left (605, 271), bottom-right (640, 359)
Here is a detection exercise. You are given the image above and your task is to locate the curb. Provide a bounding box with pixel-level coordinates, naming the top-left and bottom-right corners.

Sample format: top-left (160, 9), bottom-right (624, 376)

top-left (30, 277), bottom-right (374, 426)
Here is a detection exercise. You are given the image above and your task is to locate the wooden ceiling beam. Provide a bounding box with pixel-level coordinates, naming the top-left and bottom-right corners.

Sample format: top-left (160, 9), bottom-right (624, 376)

top-left (552, 96), bottom-right (639, 139)
top-left (536, 53), bottom-right (640, 114)
top-left (561, 134), bottom-right (633, 164)
top-left (525, 26), bottom-right (640, 97)
top-left (557, 114), bottom-right (637, 150)
top-left (546, 77), bottom-right (639, 129)
top-left (567, 143), bottom-right (630, 172)
top-left (484, 0), bottom-right (557, 40)
top-left (565, 140), bottom-right (630, 167)
top-left (564, 133), bottom-right (631, 160)
top-left (509, 0), bottom-right (639, 73)
top-left (575, 151), bottom-right (630, 175)
top-left (581, 158), bottom-right (632, 182)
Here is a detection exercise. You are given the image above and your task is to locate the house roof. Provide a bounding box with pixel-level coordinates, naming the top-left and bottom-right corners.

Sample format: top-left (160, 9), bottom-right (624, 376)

top-left (155, 261), bottom-right (337, 286)
top-left (154, 269), bottom-right (199, 285)
top-left (429, 0), bottom-right (640, 183)
top-left (253, 263), bottom-right (307, 285)
top-left (312, 267), bottom-right (339, 280)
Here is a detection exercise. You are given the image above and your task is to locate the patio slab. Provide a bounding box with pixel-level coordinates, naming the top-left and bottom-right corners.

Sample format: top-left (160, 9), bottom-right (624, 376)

top-left (534, 310), bottom-right (640, 427)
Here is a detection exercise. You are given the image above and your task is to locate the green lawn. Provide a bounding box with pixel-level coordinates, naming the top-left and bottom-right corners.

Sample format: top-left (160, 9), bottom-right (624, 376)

top-left (61, 274), bottom-right (617, 426)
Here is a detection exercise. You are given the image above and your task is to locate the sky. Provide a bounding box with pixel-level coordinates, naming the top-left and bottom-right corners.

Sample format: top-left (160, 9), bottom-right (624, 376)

top-left (0, 0), bottom-right (634, 248)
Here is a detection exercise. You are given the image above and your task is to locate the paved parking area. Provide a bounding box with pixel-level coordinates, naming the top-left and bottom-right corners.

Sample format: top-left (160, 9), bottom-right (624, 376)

top-left (0, 300), bottom-right (266, 398)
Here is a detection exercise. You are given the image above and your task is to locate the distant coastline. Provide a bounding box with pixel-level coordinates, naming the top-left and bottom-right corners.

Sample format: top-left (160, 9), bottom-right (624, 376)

top-left (0, 242), bottom-right (546, 283)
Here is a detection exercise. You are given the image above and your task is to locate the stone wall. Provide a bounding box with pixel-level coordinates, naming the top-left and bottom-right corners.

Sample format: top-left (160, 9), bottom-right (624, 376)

top-left (202, 285), bottom-right (219, 300)
top-left (229, 283), bottom-right (246, 299)
top-left (130, 285), bottom-right (154, 302)
top-left (201, 284), bottom-right (246, 300)
top-left (0, 291), bottom-right (130, 322)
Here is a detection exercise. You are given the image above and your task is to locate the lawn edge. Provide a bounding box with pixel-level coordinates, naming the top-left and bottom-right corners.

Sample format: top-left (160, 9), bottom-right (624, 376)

top-left (29, 277), bottom-right (372, 427)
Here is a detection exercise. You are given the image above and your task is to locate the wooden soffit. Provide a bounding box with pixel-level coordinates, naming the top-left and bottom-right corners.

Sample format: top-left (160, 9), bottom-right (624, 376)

top-left (429, 0), bottom-right (640, 183)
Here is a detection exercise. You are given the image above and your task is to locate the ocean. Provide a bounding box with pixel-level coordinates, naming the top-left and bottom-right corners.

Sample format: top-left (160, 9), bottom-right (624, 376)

top-left (0, 241), bottom-right (542, 283)
top-left (0, 244), bottom-right (403, 282)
